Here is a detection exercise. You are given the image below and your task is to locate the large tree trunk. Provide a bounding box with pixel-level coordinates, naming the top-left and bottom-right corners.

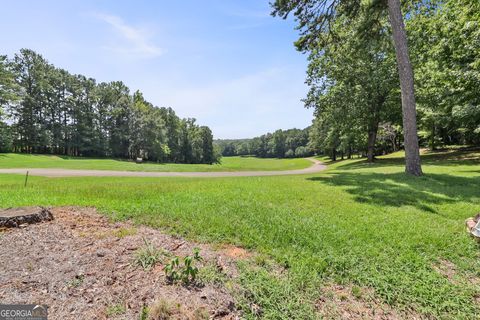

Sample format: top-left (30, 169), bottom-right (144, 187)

top-left (387, 0), bottom-right (423, 176)
top-left (366, 124), bottom-right (378, 163)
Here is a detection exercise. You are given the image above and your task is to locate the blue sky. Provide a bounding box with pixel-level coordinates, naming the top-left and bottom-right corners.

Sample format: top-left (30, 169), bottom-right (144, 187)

top-left (0, 0), bottom-right (313, 139)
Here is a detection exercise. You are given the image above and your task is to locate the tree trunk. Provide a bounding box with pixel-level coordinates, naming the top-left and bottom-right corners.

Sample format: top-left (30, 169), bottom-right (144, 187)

top-left (430, 122), bottom-right (436, 150)
top-left (331, 148), bottom-right (336, 161)
top-left (387, 0), bottom-right (423, 176)
top-left (367, 126), bottom-right (378, 163)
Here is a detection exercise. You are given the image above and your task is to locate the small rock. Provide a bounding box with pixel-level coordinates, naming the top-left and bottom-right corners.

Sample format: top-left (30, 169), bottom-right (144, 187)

top-left (96, 250), bottom-right (106, 257)
top-left (214, 307), bottom-right (230, 317)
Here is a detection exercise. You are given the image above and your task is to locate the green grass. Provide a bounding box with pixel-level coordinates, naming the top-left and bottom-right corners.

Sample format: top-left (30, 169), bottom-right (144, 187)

top-left (0, 149), bottom-right (479, 319)
top-left (0, 153), bottom-right (311, 172)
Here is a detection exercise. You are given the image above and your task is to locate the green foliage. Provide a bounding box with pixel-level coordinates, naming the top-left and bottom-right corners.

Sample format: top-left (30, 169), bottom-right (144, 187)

top-left (106, 303), bottom-right (126, 317)
top-left (134, 238), bottom-right (163, 270)
top-left (409, 0), bottom-right (480, 147)
top-left (0, 49), bottom-right (218, 164)
top-left (274, 0), bottom-right (480, 163)
top-left (164, 248), bottom-right (203, 285)
top-left (303, 9), bottom-right (400, 162)
top-left (66, 274), bottom-right (84, 288)
top-left (112, 227), bottom-right (137, 238)
top-left (139, 305), bottom-right (148, 320)
top-left (215, 127), bottom-right (312, 158)
top-left (284, 149), bottom-right (295, 158)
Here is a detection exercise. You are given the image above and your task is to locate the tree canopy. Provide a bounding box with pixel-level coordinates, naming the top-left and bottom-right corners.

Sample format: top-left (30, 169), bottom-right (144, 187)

top-left (0, 49), bottom-right (219, 164)
top-left (272, 0), bottom-right (479, 166)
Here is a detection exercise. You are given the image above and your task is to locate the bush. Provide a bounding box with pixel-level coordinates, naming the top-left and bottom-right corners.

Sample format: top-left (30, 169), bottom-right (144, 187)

top-left (164, 248), bottom-right (203, 284)
top-left (295, 146), bottom-right (310, 157)
top-left (285, 149), bottom-right (295, 158)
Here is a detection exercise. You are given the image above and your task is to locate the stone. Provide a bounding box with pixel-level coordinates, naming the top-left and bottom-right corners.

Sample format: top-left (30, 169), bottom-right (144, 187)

top-left (0, 206), bottom-right (53, 228)
top-left (466, 213), bottom-right (480, 239)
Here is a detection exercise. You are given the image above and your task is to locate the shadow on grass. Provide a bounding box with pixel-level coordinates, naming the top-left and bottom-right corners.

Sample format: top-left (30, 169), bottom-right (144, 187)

top-left (307, 172), bottom-right (480, 214)
top-left (334, 149), bottom-right (480, 171)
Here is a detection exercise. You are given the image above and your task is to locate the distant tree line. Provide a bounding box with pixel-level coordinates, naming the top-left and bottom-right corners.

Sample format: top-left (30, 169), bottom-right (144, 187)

top-left (273, 0), bottom-right (479, 164)
top-left (215, 127), bottom-right (313, 158)
top-left (0, 49), bottom-right (219, 164)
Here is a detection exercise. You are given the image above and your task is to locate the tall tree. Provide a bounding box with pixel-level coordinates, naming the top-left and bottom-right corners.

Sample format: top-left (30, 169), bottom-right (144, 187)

top-left (304, 12), bottom-right (400, 162)
top-left (409, 0), bottom-right (480, 147)
top-left (386, 0), bottom-right (422, 175)
top-left (2, 49), bottom-right (218, 164)
top-left (272, 0), bottom-right (423, 175)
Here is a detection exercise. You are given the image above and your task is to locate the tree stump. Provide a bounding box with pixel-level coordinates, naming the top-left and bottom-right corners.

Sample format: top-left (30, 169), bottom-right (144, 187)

top-left (0, 206), bottom-right (53, 228)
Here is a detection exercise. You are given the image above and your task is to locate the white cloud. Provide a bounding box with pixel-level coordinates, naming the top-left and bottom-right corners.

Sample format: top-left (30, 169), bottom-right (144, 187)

top-left (94, 13), bottom-right (163, 58)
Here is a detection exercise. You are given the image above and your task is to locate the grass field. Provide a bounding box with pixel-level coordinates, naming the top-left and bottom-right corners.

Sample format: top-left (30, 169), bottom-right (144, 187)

top-left (0, 149), bottom-right (479, 319)
top-left (0, 153), bottom-right (312, 172)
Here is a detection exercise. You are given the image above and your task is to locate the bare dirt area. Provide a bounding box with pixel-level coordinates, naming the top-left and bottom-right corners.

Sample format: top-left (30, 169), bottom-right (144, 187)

top-left (0, 207), bottom-right (241, 319)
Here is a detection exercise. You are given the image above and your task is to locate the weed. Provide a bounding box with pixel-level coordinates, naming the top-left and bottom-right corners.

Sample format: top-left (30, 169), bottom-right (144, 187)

top-left (164, 248), bottom-right (203, 284)
top-left (148, 298), bottom-right (178, 320)
top-left (106, 303), bottom-right (126, 317)
top-left (139, 305), bottom-right (148, 320)
top-left (113, 227), bottom-right (137, 238)
top-left (66, 274), bottom-right (84, 288)
top-left (134, 238), bottom-right (163, 270)
top-left (351, 285), bottom-right (362, 299)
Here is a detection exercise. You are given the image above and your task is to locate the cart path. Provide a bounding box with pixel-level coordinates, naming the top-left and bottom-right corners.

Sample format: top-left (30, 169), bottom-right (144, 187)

top-left (0, 158), bottom-right (326, 178)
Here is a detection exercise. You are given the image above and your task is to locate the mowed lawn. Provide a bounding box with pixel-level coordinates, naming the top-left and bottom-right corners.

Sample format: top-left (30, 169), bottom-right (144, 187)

top-left (0, 149), bottom-right (479, 318)
top-left (0, 153), bottom-right (312, 172)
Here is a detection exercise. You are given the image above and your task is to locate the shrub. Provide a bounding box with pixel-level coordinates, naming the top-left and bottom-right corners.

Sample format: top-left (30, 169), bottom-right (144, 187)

top-left (285, 149), bottom-right (295, 158)
top-left (164, 248), bottom-right (203, 284)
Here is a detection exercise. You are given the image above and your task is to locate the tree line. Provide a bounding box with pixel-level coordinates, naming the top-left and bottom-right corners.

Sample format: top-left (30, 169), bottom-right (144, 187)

top-left (273, 0), bottom-right (480, 175)
top-left (0, 49), bottom-right (219, 164)
top-left (215, 127), bottom-right (312, 158)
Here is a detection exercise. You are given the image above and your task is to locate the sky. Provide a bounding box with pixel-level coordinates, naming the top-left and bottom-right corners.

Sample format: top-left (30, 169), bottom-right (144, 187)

top-left (0, 0), bottom-right (313, 139)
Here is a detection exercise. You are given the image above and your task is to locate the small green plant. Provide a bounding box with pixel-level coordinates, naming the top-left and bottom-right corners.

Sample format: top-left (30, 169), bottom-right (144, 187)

top-left (113, 227), bottom-right (137, 238)
top-left (164, 248), bottom-right (203, 284)
top-left (134, 238), bottom-right (162, 270)
top-left (66, 274), bottom-right (84, 288)
top-left (106, 303), bottom-right (126, 317)
top-left (139, 305), bottom-right (148, 320)
top-left (351, 285), bottom-right (362, 299)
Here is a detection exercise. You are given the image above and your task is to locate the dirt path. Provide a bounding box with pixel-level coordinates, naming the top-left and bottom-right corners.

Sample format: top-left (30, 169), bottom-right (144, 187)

top-left (0, 158), bottom-right (326, 178)
top-left (0, 207), bottom-right (241, 319)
